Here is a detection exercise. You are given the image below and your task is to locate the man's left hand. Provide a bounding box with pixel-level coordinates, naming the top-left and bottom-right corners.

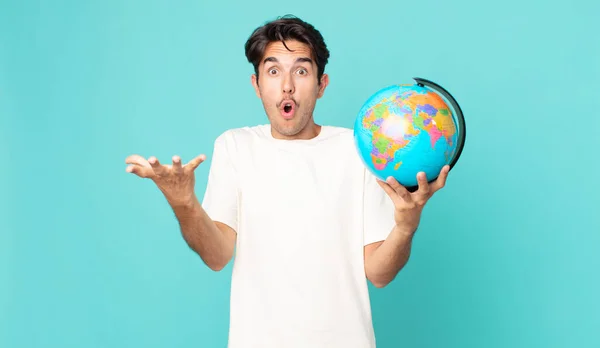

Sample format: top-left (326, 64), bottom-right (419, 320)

top-left (377, 165), bottom-right (450, 234)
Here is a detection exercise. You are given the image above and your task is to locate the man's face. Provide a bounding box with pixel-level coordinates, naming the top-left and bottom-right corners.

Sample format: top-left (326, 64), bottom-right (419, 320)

top-left (251, 40), bottom-right (328, 139)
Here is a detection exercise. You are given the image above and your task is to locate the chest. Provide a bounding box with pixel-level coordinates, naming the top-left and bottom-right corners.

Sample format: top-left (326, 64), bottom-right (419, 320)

top-left (239, 142), bottom-right (363, 212)
top-left (232, 139), bottom-right (367, 262)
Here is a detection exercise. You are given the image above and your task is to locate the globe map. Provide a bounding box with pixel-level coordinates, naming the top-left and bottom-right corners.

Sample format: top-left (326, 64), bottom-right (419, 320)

top-left (354, 82), bottom-right (462, 188)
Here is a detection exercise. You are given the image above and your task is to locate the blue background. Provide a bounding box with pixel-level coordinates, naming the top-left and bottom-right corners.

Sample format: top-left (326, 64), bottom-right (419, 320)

top-left (1, 0), bottom-right (599, 347)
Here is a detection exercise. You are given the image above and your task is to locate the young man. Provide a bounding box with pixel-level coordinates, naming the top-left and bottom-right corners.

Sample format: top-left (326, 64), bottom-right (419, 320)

top-left (125, 15), bottom-right (449, 348)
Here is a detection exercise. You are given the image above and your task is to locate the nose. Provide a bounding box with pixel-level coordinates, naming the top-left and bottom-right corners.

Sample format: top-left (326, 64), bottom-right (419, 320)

top-left (282, 74), bottom-right (294, 94)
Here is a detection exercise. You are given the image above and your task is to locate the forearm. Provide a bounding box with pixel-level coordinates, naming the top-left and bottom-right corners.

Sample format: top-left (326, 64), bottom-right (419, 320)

top-left (171, 195), bottom-right (234, 271)
top-left (365, 224), bottom-right (416, 287)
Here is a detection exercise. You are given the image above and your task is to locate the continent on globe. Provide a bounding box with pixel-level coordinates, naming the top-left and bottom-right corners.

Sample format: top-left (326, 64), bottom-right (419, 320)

top-left (354, 78), bottom-right (466, 189)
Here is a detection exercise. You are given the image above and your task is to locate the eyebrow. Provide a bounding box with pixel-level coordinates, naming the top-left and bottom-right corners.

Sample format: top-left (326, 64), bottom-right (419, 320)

top-left (263, 57), bottom-right (313, 64)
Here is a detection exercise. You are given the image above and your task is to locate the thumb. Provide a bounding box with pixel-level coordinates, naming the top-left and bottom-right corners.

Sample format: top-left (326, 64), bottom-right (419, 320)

top-left (186, 154), bottom-right (207, 171)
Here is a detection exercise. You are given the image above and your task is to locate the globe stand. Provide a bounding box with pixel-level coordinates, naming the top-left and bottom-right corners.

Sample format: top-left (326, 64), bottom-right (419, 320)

top-left (402, 77), bottom-right (467, 193)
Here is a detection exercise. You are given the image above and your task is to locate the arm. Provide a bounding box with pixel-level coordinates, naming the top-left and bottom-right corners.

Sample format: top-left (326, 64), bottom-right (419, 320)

top-left (125, 145), bottom-right (238, 272)
top-left (365, 165), bottom-right (450, 288)
top-left (173, 197), bottom-right (236, 271)
top-left (364, 226), bottom-right (415, 288)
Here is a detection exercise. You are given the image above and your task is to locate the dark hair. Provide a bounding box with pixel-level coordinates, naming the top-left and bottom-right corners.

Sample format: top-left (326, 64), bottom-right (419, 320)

top-left (244, 15), bottom-right (330, 84)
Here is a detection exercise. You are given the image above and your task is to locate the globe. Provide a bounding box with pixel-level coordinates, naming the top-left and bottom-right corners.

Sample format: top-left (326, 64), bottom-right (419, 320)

top-left (353, 77), bottom-right (466, 191)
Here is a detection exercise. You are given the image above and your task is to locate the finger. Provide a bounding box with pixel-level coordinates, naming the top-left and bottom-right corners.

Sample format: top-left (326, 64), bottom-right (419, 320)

top-left (385, 176), bottom-right (411, 201)
top-left (126, 164), bottom-right (154, 178)
top-left (186, 154), bottom-right (206, 171)
top-left (148, 156), bottom-right (167, 175)
top-left (431, 165), bottom-right (450, 192)
top-left (416, 172), bottom-right (431, 196)
top-left (125, 154), bottom-right (150, 167)
top-left (377, 180), bottom-right (403, 205)
top-left (172, 155), bottom-right (183, 174)
top-left (377, 179), bottom-right (396, 197)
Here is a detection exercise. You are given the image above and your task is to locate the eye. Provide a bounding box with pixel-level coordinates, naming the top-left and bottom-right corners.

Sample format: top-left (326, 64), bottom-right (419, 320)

top-left (297, 68), bottom-right (308, 75)
top-left (268, 68), bottom-right (278, 75)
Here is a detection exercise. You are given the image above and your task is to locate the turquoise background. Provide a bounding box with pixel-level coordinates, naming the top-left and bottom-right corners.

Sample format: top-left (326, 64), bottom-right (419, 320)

top-left (1, 0), bottom-right (599, 347)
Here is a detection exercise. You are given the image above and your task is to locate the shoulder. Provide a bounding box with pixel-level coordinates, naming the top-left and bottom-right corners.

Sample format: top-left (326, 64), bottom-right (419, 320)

top-left (212, 124), bottom-right (270, 148)
top-left (322, 125), bottom-right (360, 151)
top-left (319, 125), bottom-right (355, 144)
top-left (323, 125), bottom-right (353, 136)
top-left (318, 125), bottom-right (368, 170)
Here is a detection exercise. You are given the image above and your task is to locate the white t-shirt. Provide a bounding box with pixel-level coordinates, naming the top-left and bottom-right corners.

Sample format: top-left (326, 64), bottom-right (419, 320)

top-left (202, 124), bottom-right (396, 348)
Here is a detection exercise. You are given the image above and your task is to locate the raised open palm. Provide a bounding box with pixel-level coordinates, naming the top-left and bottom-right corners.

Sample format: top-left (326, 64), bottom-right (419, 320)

top-left (125, 154), bottom-right (206, 207)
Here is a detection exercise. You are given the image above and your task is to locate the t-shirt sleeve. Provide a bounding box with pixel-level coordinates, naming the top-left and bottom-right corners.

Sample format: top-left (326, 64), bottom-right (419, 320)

top-left (201, 131), bottom-right (239, 232)
top-left (363, 169), bottom-right (396, 246)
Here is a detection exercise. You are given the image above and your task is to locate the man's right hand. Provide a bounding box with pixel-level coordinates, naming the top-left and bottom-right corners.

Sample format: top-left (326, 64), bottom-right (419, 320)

top-left (125, 154), bottom-right (206, 208)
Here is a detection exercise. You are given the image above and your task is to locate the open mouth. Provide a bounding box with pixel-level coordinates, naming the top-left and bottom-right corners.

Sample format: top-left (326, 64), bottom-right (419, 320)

top-left (280, 100), bottom-right (296, 118)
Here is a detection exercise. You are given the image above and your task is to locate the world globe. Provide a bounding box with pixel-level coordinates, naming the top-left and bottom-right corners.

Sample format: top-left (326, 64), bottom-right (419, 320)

top-left (353, 77), bottom-right (466, 191)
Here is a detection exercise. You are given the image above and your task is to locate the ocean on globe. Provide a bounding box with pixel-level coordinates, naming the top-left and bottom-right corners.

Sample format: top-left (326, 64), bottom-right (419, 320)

top-left (353, 78), bottom-right (466, 190)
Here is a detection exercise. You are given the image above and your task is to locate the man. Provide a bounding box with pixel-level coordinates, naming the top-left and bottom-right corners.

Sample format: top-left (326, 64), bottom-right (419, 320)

top-left (125, 15), bottom-right (449, 348)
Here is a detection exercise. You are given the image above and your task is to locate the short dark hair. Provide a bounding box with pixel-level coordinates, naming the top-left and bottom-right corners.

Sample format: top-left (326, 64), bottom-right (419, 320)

top-left (244, 15), bottom-right (330, 84)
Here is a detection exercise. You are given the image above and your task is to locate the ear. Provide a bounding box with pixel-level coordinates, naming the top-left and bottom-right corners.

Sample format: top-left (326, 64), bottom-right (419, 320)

top-left (251, 74), bottom-right (261, 98)
top-left (317, 73), bottom-right (329, 99)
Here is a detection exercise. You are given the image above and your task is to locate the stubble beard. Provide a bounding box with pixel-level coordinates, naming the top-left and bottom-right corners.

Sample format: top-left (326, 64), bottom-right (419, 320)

top-left (266, 99), bottom-right (314, 138)
top-left (273, 111), bottom-right (311, 137)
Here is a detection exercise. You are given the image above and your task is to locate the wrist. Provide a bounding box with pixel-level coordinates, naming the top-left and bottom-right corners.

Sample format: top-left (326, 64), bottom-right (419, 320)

top-left (393, 223), bottom-right (417, 237)
top-left (169, 193), bottom-right (198, 212)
